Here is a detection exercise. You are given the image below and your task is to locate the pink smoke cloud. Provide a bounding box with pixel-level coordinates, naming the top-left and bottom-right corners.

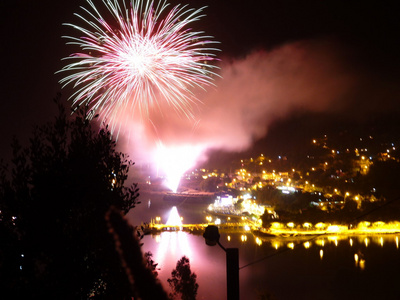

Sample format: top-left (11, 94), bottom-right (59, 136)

top-left (119, 38), bottom-right (363, 169)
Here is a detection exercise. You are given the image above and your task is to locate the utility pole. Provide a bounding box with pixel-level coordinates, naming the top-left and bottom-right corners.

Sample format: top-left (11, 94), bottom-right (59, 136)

top-left (203, 225), bottom-right (239, 300)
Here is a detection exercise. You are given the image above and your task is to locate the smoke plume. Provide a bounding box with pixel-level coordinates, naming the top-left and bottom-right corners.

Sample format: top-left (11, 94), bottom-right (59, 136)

top-left (119, 37), bottom-right (389, 168)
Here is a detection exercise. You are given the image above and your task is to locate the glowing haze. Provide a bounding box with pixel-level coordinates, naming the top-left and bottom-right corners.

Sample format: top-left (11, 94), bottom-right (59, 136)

top-left (122, 38), bottom-right (364, 188)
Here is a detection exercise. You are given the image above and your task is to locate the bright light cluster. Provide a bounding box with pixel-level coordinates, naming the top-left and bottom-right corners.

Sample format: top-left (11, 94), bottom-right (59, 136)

top-left (155, 142), bottom-right (204, 192)
top-left (59, 0), bottom-right (219, 133)
top-left (166, 206), bottom-right (183, 226)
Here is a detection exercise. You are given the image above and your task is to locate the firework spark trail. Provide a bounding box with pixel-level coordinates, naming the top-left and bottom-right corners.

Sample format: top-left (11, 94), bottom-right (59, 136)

top-left (58, 0), bottom-right (219, 134)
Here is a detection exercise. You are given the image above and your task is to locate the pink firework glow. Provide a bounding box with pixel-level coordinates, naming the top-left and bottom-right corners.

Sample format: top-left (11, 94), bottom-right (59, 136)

top-left (154, 142), bottom-right (205, 192)
top-left (58, 0), bottom-right (219, 134)
top-left (130, 40), bottom-right (360, 188)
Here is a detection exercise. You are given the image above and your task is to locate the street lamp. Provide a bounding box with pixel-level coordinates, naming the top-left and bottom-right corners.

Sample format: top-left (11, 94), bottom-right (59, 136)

top-left (203, 225), bottom-right (239, 300)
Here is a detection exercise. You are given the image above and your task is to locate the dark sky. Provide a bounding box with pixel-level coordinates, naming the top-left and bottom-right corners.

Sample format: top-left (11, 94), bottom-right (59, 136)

top-left (1, 0), bottom-right (400, 163)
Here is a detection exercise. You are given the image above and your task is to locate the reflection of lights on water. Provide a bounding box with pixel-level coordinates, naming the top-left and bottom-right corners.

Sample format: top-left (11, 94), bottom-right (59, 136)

top-left (166, 206), bottom-right (183, 227)
top-left (380, 237), bottom-right (384, 247)
top-left (354, 253), bottom-right (359, 266)
top-left (349, 238), bottom-right (353, 247)
top-left (334, 239), bottom-right (338, 247)
top-left (156, 232), bottom-right (192, 268)
top-left (359, 259), bottom-right (366, 270)
top-left (354, 252), bottom-right (366, 270)
top-left (327, 236), bottom-right (339, 242)
top-left (319, 249), bottom-right (323, 260)
top-left (396, 236), bottom-right (399, 249)
top-left (315, 239), bottom-right (325, 247)
top-left (255, 237), bottom-right (262, 246)
top-left (272, 242), bottom-right (280, 250)
top-left (364, 238), bottom-right (369, 247)
top-left (287, 242), bottom-right (294, 249)
top-left (303, 241), bottom-right (311, 249)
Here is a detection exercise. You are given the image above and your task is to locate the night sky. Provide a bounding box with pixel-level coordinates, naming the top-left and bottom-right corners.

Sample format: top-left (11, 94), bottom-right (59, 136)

top-left (2, 0), bottom-right (400, 164)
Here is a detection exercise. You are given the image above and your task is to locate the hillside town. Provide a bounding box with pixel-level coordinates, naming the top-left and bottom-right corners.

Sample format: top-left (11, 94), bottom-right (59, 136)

top-left (141, 124), bottom-right (400, 228)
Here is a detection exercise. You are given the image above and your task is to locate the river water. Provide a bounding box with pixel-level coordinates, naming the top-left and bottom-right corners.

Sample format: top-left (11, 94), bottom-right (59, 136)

top-left (127, 191), bottom-right (400, 300)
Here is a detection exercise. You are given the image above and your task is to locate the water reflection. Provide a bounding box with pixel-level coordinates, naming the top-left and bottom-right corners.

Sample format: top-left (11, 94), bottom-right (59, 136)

top-left (154, 231), bottom-right (192, 268)
top-left (129, 193), bottom-right (400, 299)
top-left (143, 230), bottom-right (400, 299)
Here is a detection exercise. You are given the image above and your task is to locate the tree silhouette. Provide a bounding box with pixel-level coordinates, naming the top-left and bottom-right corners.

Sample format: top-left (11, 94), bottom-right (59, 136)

top-left (106, 206), bottom-right (169, 300)
top-left (168, 256), bottom-right (199, 300)
top-left (0, 95), bottom-right (140, 298)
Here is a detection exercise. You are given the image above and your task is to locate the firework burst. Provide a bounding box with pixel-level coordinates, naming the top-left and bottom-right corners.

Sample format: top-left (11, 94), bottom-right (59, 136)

top-left (58, 0), bottom-right (219, 132)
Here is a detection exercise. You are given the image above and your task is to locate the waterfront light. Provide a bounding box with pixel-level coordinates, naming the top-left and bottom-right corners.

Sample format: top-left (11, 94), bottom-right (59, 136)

top-left (319, 249), bottom-right (324, 260)
top-left (287, 242), bottom-right (295, 249)
top-left (287, 222), bottom-right (295, 228)
top-left (327, 225), bottom-right (339, 232)
top-left (271, 222), bottom-right (282, 229)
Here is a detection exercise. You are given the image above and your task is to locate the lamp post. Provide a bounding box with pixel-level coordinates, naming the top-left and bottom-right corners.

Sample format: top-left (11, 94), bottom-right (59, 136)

top-left (203, 225), bottom-right (239, 300)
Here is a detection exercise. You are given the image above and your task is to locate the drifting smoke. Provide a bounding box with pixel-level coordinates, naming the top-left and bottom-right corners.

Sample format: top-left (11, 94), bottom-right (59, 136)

top-left (120, 38), bottom-right (358, 167)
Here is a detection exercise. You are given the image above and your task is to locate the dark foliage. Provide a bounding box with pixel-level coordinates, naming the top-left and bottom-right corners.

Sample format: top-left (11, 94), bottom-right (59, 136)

top-left (106, 207), bottom-right (169, 300)
top-left (167, 256), bottom-right (198, 300)
top-left (0, 95), bottom-right (140, 298)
